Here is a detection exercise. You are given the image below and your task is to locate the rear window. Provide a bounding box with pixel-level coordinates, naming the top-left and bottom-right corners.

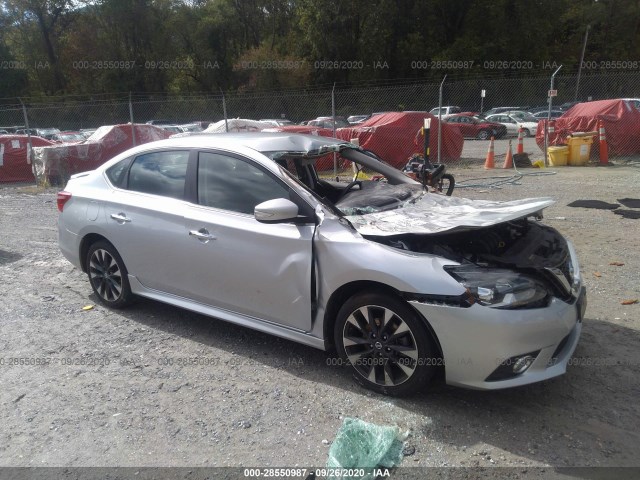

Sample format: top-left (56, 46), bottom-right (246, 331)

top-left (105, 158), bottom-right (132, 188)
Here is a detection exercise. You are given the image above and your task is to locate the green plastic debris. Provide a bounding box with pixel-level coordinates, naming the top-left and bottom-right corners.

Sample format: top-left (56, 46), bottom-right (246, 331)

top-left (326, 417), bottom-right (405, 479)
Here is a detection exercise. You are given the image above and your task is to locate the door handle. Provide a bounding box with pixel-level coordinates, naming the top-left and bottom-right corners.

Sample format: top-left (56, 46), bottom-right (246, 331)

top-left (189, 228), bottom-right (217, 242)
top-left (110, 213), bottom-right (131, 223)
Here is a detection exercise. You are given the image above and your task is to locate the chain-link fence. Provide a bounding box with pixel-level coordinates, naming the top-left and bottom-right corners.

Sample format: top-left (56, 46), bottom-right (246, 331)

top-left (2, 71), bottom-right (640, 184)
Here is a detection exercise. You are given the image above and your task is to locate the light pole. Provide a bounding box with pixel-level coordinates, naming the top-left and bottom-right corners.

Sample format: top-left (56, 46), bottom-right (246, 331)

top-left (544, 65), bottom-right (563, 166)
top-left (575, 25), bottom-right (590, 101)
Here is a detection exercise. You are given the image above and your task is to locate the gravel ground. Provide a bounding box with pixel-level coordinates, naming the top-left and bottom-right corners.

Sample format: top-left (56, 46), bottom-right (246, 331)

top-left (460, 136), bottom-right (541, 163)
top-left (1, 164), bottom-right (639, 479)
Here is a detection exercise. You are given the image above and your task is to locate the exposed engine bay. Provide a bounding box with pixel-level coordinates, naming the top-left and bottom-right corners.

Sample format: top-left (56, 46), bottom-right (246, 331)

top-left (370, 218), bottom-right (567, 270)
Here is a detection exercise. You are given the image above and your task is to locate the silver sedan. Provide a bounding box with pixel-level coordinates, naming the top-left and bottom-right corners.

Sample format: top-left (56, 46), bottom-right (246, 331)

top-left (57, 133), bottom-right (585, 395)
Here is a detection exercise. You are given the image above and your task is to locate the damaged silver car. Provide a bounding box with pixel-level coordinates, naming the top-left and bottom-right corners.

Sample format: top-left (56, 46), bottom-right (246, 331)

top-left (57, 133), bottom-right (586, 395)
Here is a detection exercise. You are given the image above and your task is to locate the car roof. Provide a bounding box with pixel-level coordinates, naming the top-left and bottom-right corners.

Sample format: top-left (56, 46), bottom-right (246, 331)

top-left (128, 132), bottom-right (350, 156)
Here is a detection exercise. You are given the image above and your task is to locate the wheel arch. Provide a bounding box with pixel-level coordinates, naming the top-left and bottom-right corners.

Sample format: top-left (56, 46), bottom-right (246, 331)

top-left (322, 280), bottom-right (443, 358)
top-left (79, 233), bottom-right (111, 273)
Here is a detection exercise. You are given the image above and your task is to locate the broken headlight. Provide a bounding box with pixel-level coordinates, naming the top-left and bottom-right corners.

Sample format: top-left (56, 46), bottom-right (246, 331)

top-left (445, 266), bottom-right (549, 309)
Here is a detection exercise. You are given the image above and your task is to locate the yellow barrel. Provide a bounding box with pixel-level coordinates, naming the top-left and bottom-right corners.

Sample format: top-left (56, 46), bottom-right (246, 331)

top-left (547, 145), bottom-right (569, 166)
top-left (566, 135), bottom-right (594, 166)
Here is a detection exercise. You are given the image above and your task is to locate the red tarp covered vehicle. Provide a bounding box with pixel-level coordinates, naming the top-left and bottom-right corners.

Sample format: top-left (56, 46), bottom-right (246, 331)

top-left (267, 112), bottom-right (464, 171)
top-left (336, 112), bottom-right (464, 169)
top-left (0, 135), bottom-right (55, 182)
top-left (535, 99), bottom-right (640, 156)
top-left (33, 124), bottom-right (171, 183)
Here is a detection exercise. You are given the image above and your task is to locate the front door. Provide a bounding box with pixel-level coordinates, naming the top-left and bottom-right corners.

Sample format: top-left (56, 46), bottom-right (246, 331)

top-left (178, 151), bottom-right (315, 331)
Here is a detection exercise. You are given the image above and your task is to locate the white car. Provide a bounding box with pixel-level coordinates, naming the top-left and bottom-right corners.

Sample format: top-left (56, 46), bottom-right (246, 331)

top-left (484, 113), bottom-right (540, 137)
top-left (429, 106), bottom-right (462, 117)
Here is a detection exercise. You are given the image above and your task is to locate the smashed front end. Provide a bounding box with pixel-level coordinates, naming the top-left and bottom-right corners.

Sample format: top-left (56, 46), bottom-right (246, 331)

top-left (348, 195), bottom-right (585, 390)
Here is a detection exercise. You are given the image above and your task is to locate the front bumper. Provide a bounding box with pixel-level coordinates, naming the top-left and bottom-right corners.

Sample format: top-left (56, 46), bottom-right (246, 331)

top-left (410, 287), bottom-right (585, 390)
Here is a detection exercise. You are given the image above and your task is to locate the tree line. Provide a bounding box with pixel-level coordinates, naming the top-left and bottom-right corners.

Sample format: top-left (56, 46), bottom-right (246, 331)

top-left (1, 0), bottom-right (639, 98)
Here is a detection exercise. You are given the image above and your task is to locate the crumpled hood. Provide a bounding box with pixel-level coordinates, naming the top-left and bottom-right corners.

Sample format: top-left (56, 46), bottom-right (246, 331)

top-left (345, 195), bottom-right (554, 236)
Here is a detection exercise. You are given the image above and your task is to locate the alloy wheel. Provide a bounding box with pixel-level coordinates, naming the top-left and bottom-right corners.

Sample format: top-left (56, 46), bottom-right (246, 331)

top-left (89, 248), bottom-right (123, 302)
top-left (342, 305), bottom-right (419, 387)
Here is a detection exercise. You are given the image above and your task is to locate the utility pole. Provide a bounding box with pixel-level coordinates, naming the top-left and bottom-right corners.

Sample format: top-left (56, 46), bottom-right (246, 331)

top-left (575, 25), bottom-right (590, 101)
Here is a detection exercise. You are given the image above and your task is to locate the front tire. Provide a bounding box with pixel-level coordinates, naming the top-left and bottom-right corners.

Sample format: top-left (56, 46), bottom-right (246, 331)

top-left (476, 130), bottom-right (490, 140)
top-left (86, 241), bottom-right (134, 308)
top-left (523, 128), bottom-right (531, 137)
top-left (334, 292), bottom-right (439, 396)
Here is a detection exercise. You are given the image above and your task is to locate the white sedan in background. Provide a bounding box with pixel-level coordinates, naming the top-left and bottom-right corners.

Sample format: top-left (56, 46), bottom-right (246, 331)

top-left (484, 113), bottom-right (540, 137)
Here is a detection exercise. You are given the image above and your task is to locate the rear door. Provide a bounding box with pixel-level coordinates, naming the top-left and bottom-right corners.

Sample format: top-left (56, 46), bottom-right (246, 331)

top-left (103, 149), bottom-right (192, 293)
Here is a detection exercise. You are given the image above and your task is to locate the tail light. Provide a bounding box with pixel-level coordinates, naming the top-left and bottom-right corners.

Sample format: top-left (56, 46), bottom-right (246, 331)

top-left (57, 191), bottom-right (72, 212)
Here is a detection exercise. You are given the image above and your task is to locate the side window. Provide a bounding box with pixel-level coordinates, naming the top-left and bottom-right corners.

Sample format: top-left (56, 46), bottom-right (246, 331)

top-left (106, 157), bottom-right (132, 188)
top-left (127, 151), bottom-right (189, 200)
top-left (197, 152), bottom-right (289, 215)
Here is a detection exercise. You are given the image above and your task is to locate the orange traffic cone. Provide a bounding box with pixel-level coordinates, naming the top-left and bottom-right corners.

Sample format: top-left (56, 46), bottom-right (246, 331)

top-left (484, 136), bottom-right (495, 169)
top-left (503, 140), bottom-right (513, 169)
top-left (517, 127), bottom-right (524, 154)
top-left (598, 120), bottom-right (609, 165)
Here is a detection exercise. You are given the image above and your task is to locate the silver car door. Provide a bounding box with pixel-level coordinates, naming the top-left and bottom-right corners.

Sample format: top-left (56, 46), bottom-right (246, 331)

top-left (103, 150), bottom-right (191, 293)
top-left (179, 151), bottom-right (315, 331)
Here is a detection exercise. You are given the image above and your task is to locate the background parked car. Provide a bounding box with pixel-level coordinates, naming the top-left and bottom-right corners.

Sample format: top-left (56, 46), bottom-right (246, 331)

top-left (14, 128), bottom-right (60, 139)
top-left (484, 113), bottom-right (539, 137)
top-left (558, 101), bottom-right (582, 111)
top-left (347, 114), bottom-right (371, 124)
top-left (306, 116), bottom-right (350, 128)
top-left (37, 128), bottom-right (62, 140)
top-left (622, 98), bottom-right (640, 109)
top-left (429, 106), bottom-right (461, 116)
top-left (50, 131), bottom-right (86, 143)
top-left (481, 106), bottom-right (531, 117)
top-left (0, 134), bottom-right (55, 182)
top-left (259, 119), bottom-right (294, 126)
top-left (445, 114), bottom-right (508, 139)
top-left (532, 110), bottom-right (564, 119)
top-left (159, 125), bottom-right (186, 134)
top-left (15, 128), bottom-right (39, 136)
top-left (145, 119), bottom-right (174, 125)
top-left (80, 128), bottom-right (97, 139)
top-left (33, 124), bottom-right (171, 184)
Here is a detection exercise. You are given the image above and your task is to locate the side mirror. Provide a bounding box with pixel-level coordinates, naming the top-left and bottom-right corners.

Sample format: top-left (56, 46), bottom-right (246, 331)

top-left (254, 198), bottom-right (299, 223)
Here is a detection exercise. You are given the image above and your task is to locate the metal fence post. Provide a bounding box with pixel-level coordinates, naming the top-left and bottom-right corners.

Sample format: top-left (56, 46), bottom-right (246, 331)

top-left (19, 98), bottom-right (37, 185)
top-left (129, 92), bottom-right (136, 147)
top-left (221, 89), bottom-right (228, 132)
top-left (332, 83), bottom-right (337, 179)
top-left (437, 75), bottom-right (446, 164)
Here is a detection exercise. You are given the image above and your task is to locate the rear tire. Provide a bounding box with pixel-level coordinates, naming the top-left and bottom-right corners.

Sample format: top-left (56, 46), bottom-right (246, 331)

top-left (86, 241), bottom-right (135, 308)
top-left (334, 292), bottom-right (439, 396)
